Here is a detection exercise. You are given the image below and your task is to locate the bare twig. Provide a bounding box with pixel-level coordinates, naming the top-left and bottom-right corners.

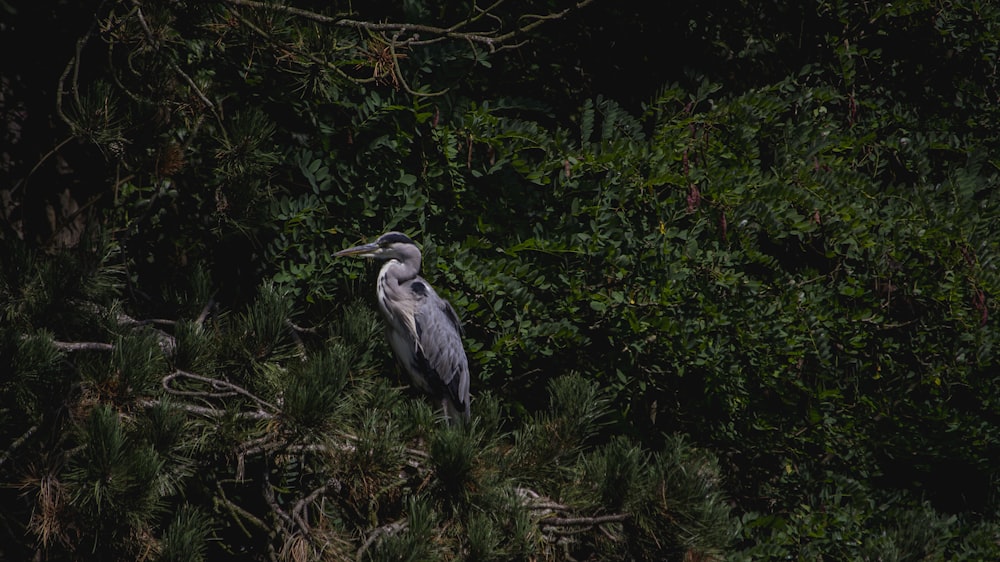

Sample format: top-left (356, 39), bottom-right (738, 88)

top-left (9, 137), bottom-right (74, 196)
top-left (263, 466), bottom-right (296, 536)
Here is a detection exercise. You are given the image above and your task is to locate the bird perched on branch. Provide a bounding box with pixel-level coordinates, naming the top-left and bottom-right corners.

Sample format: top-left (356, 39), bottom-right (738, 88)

top-left (335, 232), bottom-right (471, 424)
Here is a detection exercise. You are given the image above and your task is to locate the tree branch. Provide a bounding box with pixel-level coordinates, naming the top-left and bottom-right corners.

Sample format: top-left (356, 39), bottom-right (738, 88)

top-left (52, 341), bottom-right (115, 352)
top-left (222, 0), bottom-right (597, 53)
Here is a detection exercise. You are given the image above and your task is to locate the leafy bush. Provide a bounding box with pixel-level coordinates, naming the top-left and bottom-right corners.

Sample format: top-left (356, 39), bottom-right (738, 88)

top-left (2, 1), bottom-right (999, 559)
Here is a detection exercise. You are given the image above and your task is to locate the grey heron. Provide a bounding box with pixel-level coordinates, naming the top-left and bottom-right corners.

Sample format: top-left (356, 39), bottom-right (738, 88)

top-left (335, 232), bottom-right (471, 424)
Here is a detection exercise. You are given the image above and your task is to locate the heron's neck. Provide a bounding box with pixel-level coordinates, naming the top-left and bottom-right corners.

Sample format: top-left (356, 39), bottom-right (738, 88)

top-left (377, 259), bottom-right (418, 290)
top-left (376, 259), bottom-right (418, 325)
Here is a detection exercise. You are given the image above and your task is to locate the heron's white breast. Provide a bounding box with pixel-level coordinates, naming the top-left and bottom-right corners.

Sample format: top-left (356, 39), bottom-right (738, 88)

top-left (377, 260), bottom-right (419, 342)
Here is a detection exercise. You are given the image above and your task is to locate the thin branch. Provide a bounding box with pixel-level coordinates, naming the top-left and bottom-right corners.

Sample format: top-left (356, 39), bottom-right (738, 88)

top-left (263, 466), bottom-right (295, 534)
top-left (356, 519), bottom-right (407, 562)
top-left (0, 425), bottom-right (38, 467)
top-left (387, 31), bottom-right (448, 97)
top-left (215, 480), bottom-right (271, 536)
top-left (196, 297), bottom-right (217, 325)
top-left (165, 370), bottom-right (280, 412)
top-left (140, 399), bottom-right (275, 421)
top-left (286, 319), bottom-right (318, 334)
top-left (9, 137), bottom-right (75, 196)
top-left (220, 0), bottom-right (595, 98)
top-left (54, 24), bottom-right (91, 135)
top-left (224, 0), bottom-right (342, 24)
top-left (459, 0), bottom-right (508, 33)
top-left (52, 341), bottom-right (114, 352)
top-left (229, 10), bottom-right (372, 87)
top-left (541, 513), bottom-right (628, 527)
top-left (131, 2), bottom-right (226, 127)
top-left (222, 0), bottom-right (596, 52)
top-left (286, 320), bottom-right (308, 360)
top-left (290, 479), bottom-right (341, 538)
top-left (526, 501), bottom-right (572, 512)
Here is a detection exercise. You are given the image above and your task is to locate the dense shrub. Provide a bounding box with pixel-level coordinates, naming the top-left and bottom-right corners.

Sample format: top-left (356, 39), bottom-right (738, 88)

top-left (2, 1), bottom-right (998, 559)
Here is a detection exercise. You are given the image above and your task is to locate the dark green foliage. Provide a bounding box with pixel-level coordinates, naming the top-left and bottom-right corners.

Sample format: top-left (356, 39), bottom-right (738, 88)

top-left (234, 283), bottom-right (295, 363)
top-left (64, 405), bottom-right (165, 551)
top-left (3, 0), bottom-right (1000, 560)
top-left (0, 234), bottom-right (122, 336)
top-left (3, 332), bottom-right (65, 419)
top-left (107, 330), bottom-right (168, 401)
top-left (362, 496), bottom-right (438, 562)
top-left (281, 345), bottom-right (350, 430)
top-left (506, 374), bottom-right (612, 490)
top-left (581, 436), bottom-right (645, 513)
top-left (644, 437), bottom-right (733, 558)
top-left (157, 505), bottom-right (213, 562)
top-left (465, 510), bottom-right (504, 562)
top-left (139, 402), bottom-right (198, 502)
top-left (734, 484), bottom-right (964, 561)
top-left (171, 320), bottom-right (215, 374)
top-left (428, 423), bottom-right (478, 503)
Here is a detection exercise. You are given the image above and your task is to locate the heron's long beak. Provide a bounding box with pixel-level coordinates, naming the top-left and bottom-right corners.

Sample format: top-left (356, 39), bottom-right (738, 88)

top-left (334, 242), bottom-right (380, 258)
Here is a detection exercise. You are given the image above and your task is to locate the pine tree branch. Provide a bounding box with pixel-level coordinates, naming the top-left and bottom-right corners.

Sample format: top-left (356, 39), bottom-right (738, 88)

top-left (526, 500), bottom-right (573, 513)
top-left (108, 306), bottom-right (178, 355)
top-left (214, 414), bottom-right (636, 551)
top-left (286, 319), bottom-right (317, 334)
top-left (54, 303), bottom-right (178, 356)
top-left (50, 342), bottom-right (648, 558)
top-left (285, 319), bottom-right (309, 359)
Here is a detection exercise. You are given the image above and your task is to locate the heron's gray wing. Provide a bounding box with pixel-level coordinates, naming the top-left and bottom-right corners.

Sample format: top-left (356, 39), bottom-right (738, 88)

top-left (440, 298), bottom-right (464, 336)
top-left (409, 281), bottom-right (470, 414)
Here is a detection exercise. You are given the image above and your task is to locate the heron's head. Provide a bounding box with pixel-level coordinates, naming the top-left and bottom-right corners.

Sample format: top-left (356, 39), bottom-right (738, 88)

top-left (334, 231), bottom-right (421, 264)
